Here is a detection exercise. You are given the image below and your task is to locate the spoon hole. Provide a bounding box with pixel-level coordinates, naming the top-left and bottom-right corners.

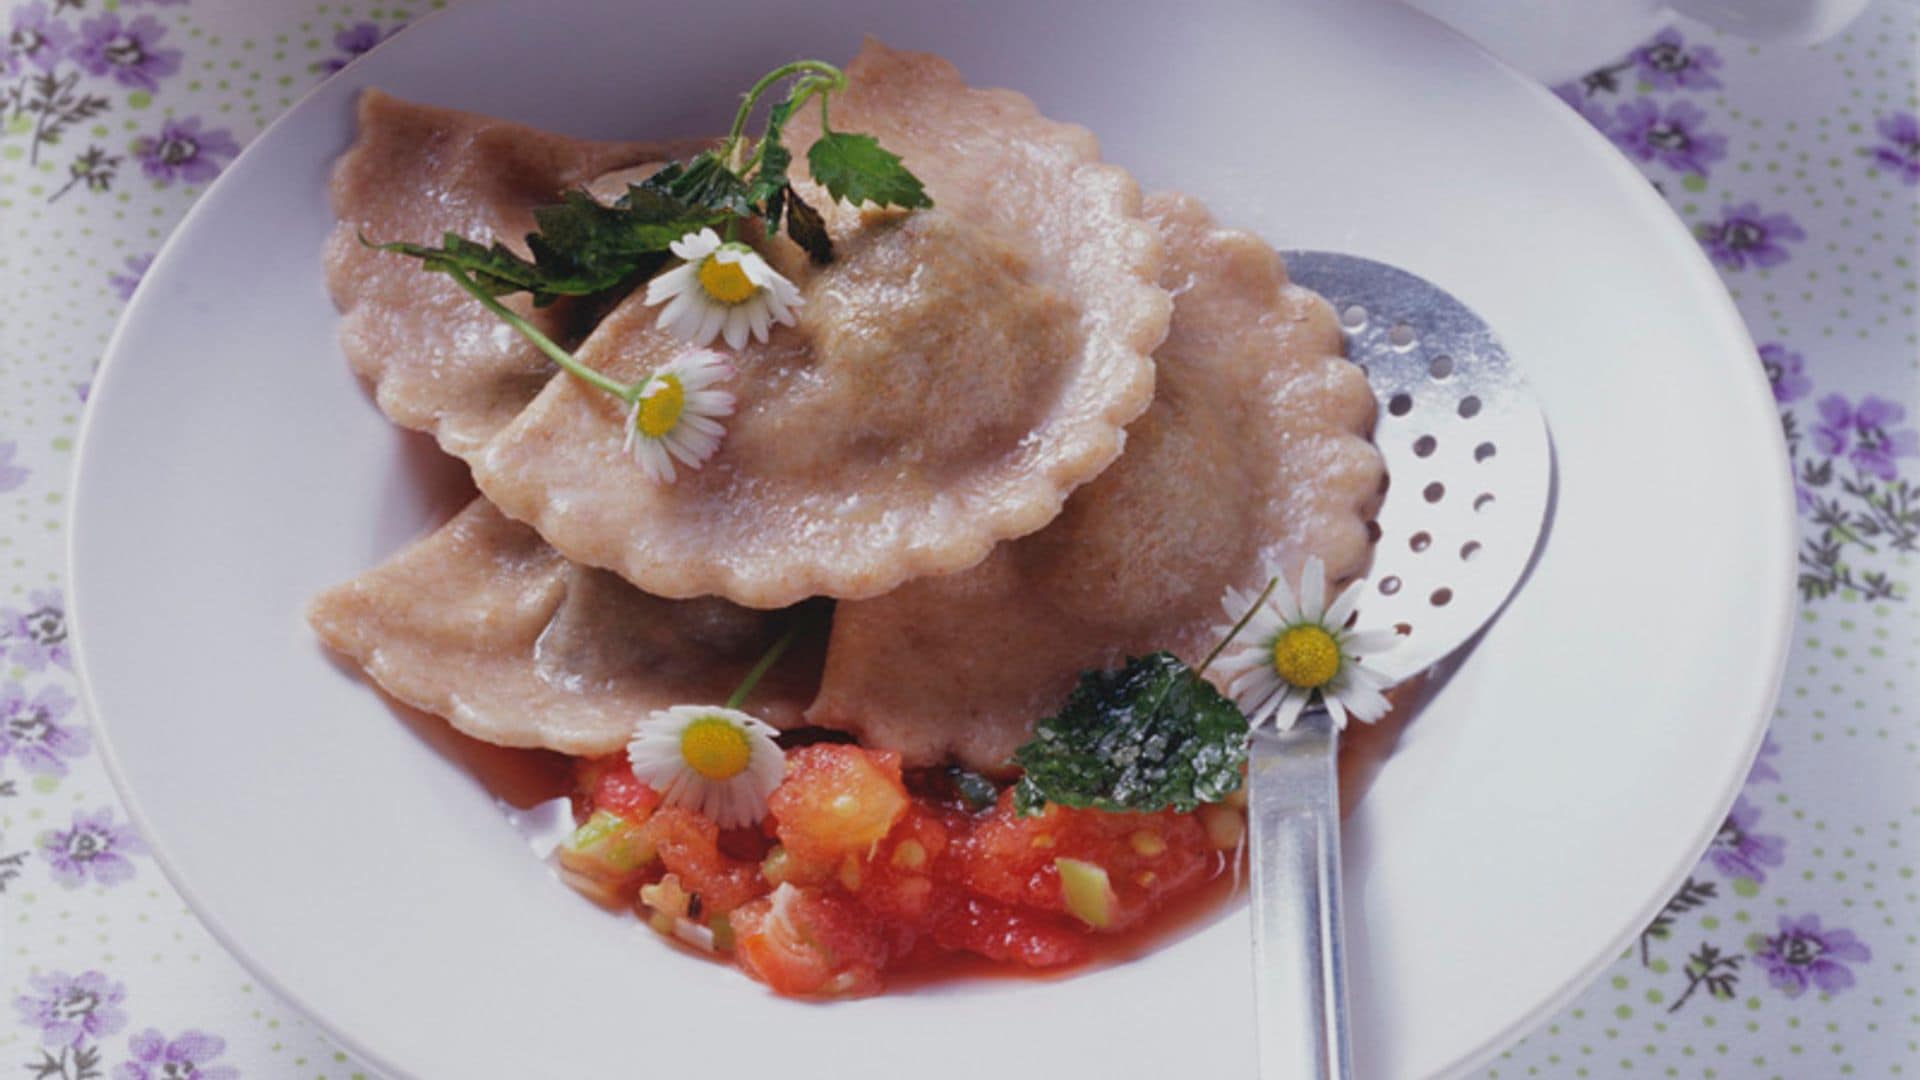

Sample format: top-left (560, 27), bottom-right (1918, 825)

top-left (1428, 355), bottom-right (1454, 379)
top-left (1473, 492), bottom-right (1496, 512)
top-left (1410, 531), bottom-right (1431, 553)
top-left (1412, 435), bottom-right (1437, 458)
top-left (1341, 304), bottom-right (1369, 330)
top-left (1475, 441), bottom-right (1497, 463)
top-left (1388, 393), bottom-right (1413, 417)
top-left (1430, 587), bottom-right (1453, 607)
top-left (1423, 481), bottom-right (1445, 504)
top-left (1388, 323), bottom-right (1416, 350)
top-left (1365, 520), bottom-right (1383, 543)
top-left (1461, 540), bottom-right (1483, 562)
top-left (1379, 576), bottom-right (1401, 596)
top-left (1394, 622), bottom-right (1413, 636)
top-left (1457, 395), bottom-right (1482, 419)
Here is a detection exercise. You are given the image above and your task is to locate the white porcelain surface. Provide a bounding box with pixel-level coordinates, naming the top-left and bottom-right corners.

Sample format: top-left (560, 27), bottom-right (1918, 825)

top-left (67, 0), bottom-right (1795, 1076)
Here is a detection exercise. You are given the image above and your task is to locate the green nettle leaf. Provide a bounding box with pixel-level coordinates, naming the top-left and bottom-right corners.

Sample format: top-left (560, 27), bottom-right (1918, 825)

top-left (1011, 651), bottom-right (1249, 816)
top-left (806, 131), bottom-right (932, 210)
top-left (368, 233), bottom-right (556, 299)
top-left (645, 151), bottom-right (756, 218)
top-left (782, 185), bottom-right (834, 264)
top-left (747, 96), bottom-right (802, 217)
top-left (370, 181), bottom-right (724, 305)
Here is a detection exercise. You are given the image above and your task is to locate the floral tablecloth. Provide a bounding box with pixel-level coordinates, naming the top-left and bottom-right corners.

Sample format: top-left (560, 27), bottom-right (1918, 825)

top-left (0, 1), bottom-right (1914, 1076)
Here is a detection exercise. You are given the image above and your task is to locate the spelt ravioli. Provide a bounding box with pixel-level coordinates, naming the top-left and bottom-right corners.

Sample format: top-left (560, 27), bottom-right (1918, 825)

top-left (805, 193), bottom-right (1385, 772)
top-left (307, 500), bottom-right (822, 756)
top-left (468, 40), bottom-right (1169, 608)
top-left (326, 90), bottom-right (707, 456)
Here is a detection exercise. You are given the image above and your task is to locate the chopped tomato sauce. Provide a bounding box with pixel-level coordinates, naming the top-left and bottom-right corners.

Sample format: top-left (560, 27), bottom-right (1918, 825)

top-left (570, 743), bottom-right (1237, 998)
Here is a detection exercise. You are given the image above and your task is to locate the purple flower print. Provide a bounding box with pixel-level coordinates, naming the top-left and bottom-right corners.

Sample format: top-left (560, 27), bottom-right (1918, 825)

top-left (1813, 394), bottom-right (1920, 481)
top-left (1632, 28), bottom-right (1723, 91)
top-left (133, 117), bottom-right (238, 186)
top-left (314, 21), bottom-right (398, 76)
top-left (40, 806), bottom-right (144, 888)
top-left (1610, 98), bottom-right (1726, 176)
top-left (1552, 82), bottom-right (1615, 133)
top-left (109, 253), bottom-right (154, 301)
top-left (2, 3), bottom-right (74, 77)
top-left (1, 588), bottom-right (70, 672)
top-left (70, 14), bottom-right (179, 92)
top-left (1759, 344), bottom-right (1811, 405)
top-left (1704, 797), bottom-right (1784, 882)
top-left (0, 441), bottom-right (27, 493)
top-left (1746, 731), bottom-right (1781, 784)
top-left (1696, 203), bottom-right (1805, 271)
top-left (0, 680), bottom-right (88, 777)
top-left (11, 970), bottom-right (128, 1049)
top-left (1864, 112), bottom-right (1920, 185)
top-left (115, 1029), bottom-right (239, 1080)
top-left (1754, 914), bottom-right (1870, 996)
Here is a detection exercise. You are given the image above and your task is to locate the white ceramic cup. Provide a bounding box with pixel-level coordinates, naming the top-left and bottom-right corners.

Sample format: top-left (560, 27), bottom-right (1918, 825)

top-left (1405, 0), bottom-right (1872, 83)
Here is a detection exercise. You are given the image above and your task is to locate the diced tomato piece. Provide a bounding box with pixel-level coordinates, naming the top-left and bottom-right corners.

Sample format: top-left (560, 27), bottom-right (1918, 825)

top-left (732, 884), bottom-right (889, 998)
top-left (840, 810), bottom-right (950, 927)
top-left (768, 745), bottom-right (910, 864)
top-left (930, 897), bottom-right (1089, 968)
top-left (956, 794), bottom-right (1214, 932)
top-left (576, 756), bottom-right (660, 822)
top-left (639, 807), bottom-right (766, 916)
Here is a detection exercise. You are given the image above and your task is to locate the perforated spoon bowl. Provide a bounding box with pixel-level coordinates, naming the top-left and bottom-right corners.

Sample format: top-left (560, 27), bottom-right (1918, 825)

top-left (1247, 252), bottom-right (1552, 1080)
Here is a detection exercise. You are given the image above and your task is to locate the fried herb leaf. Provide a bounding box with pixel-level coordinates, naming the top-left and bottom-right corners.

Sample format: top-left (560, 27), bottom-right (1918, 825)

top-left (782, 185), bottom-right (834, 264)
top-left (1011, 652), bottom-right (1248, 816)
top-left (806, 131), bottom-right (932, 210)
top-left (946, 766), bottom-right (1001, 812)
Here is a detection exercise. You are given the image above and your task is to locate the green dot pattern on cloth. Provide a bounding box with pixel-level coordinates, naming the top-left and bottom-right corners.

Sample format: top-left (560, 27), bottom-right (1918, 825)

top-left (0, 1), bottom-right (1915, 1077)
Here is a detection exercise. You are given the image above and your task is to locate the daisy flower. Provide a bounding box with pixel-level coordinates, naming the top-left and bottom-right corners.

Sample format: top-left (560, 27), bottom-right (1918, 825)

top-left (644, 228), bottom-right (802, 349)
top-left (627, 705), bottom-right (785, 829)
top-left (624, 349), bottom-right (735, 483)
top-left (1211, 555), bottom-right (1397, 732)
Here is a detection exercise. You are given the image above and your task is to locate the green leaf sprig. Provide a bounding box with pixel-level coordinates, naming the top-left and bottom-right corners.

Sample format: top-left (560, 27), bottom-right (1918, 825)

top-left (361, 59), bottom-right (933, 420)
top-left (1010, 577), bottom-right (1280, 817)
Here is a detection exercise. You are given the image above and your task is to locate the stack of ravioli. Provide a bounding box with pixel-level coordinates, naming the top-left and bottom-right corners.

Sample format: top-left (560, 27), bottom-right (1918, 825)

top-left (309, 41), bottom-right (1384, 775)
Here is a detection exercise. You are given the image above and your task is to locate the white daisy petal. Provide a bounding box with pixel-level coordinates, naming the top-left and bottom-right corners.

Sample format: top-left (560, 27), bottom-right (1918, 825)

top-left (626, 705), bottom-right (785, 830)
top-left (693, 302), bottom-right (727, 347)
top-left (645, 264), bottom-right (696, 305)
top-left (1322, 577), bottom-right (1368, 630)
top-left (645, 231), bottom-right (801, 356)
top-left (1214, 556), bottom-right (1399, 729)
top-left (1342, 629), bottom-right (1402, 656)
top-left (1270, 690), bottom-right (1310, 732)
top-left (1322, 694), bottom-right (1348, 731)
top-left (723, 307), bottom-right (750, 350)
top-left (1298, 556), bottom-right (1327, 622)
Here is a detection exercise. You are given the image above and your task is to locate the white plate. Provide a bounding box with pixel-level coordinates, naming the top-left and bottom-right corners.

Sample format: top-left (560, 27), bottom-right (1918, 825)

top-left (68, 0), bottom-right (1795, 1076)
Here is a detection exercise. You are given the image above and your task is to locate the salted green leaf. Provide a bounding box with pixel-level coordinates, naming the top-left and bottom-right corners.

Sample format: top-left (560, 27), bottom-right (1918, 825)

top-left (1011, 652), bottom-right (1248, 816)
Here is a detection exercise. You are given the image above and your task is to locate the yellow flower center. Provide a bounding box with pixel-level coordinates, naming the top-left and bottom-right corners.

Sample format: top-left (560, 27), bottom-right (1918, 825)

top-left (633, 374), bottom-right (685, 439)
top-left (1271, 625), bottom-right (1342, 689)
top-left (680, 716), bottom-right (753, 781)
top-left (696, 254), bottom-right (758, 305)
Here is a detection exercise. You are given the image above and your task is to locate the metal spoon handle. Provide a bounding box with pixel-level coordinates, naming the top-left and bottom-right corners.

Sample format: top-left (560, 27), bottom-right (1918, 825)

top-left (1248, 706), bottom-right (1352, 1080)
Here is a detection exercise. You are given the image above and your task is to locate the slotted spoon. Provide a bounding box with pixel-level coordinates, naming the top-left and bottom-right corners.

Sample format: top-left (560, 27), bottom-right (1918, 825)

top-left (1248, 252), bottom-right (1553, 1080)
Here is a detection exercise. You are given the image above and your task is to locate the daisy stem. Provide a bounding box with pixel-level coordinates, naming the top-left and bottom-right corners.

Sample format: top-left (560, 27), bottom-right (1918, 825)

top-left (725, 625), bottom-right (799, 710)
top-left (441, 267), bottom-right (640, 403)
top-left (1197, 576), bottom-right (1280, 677)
